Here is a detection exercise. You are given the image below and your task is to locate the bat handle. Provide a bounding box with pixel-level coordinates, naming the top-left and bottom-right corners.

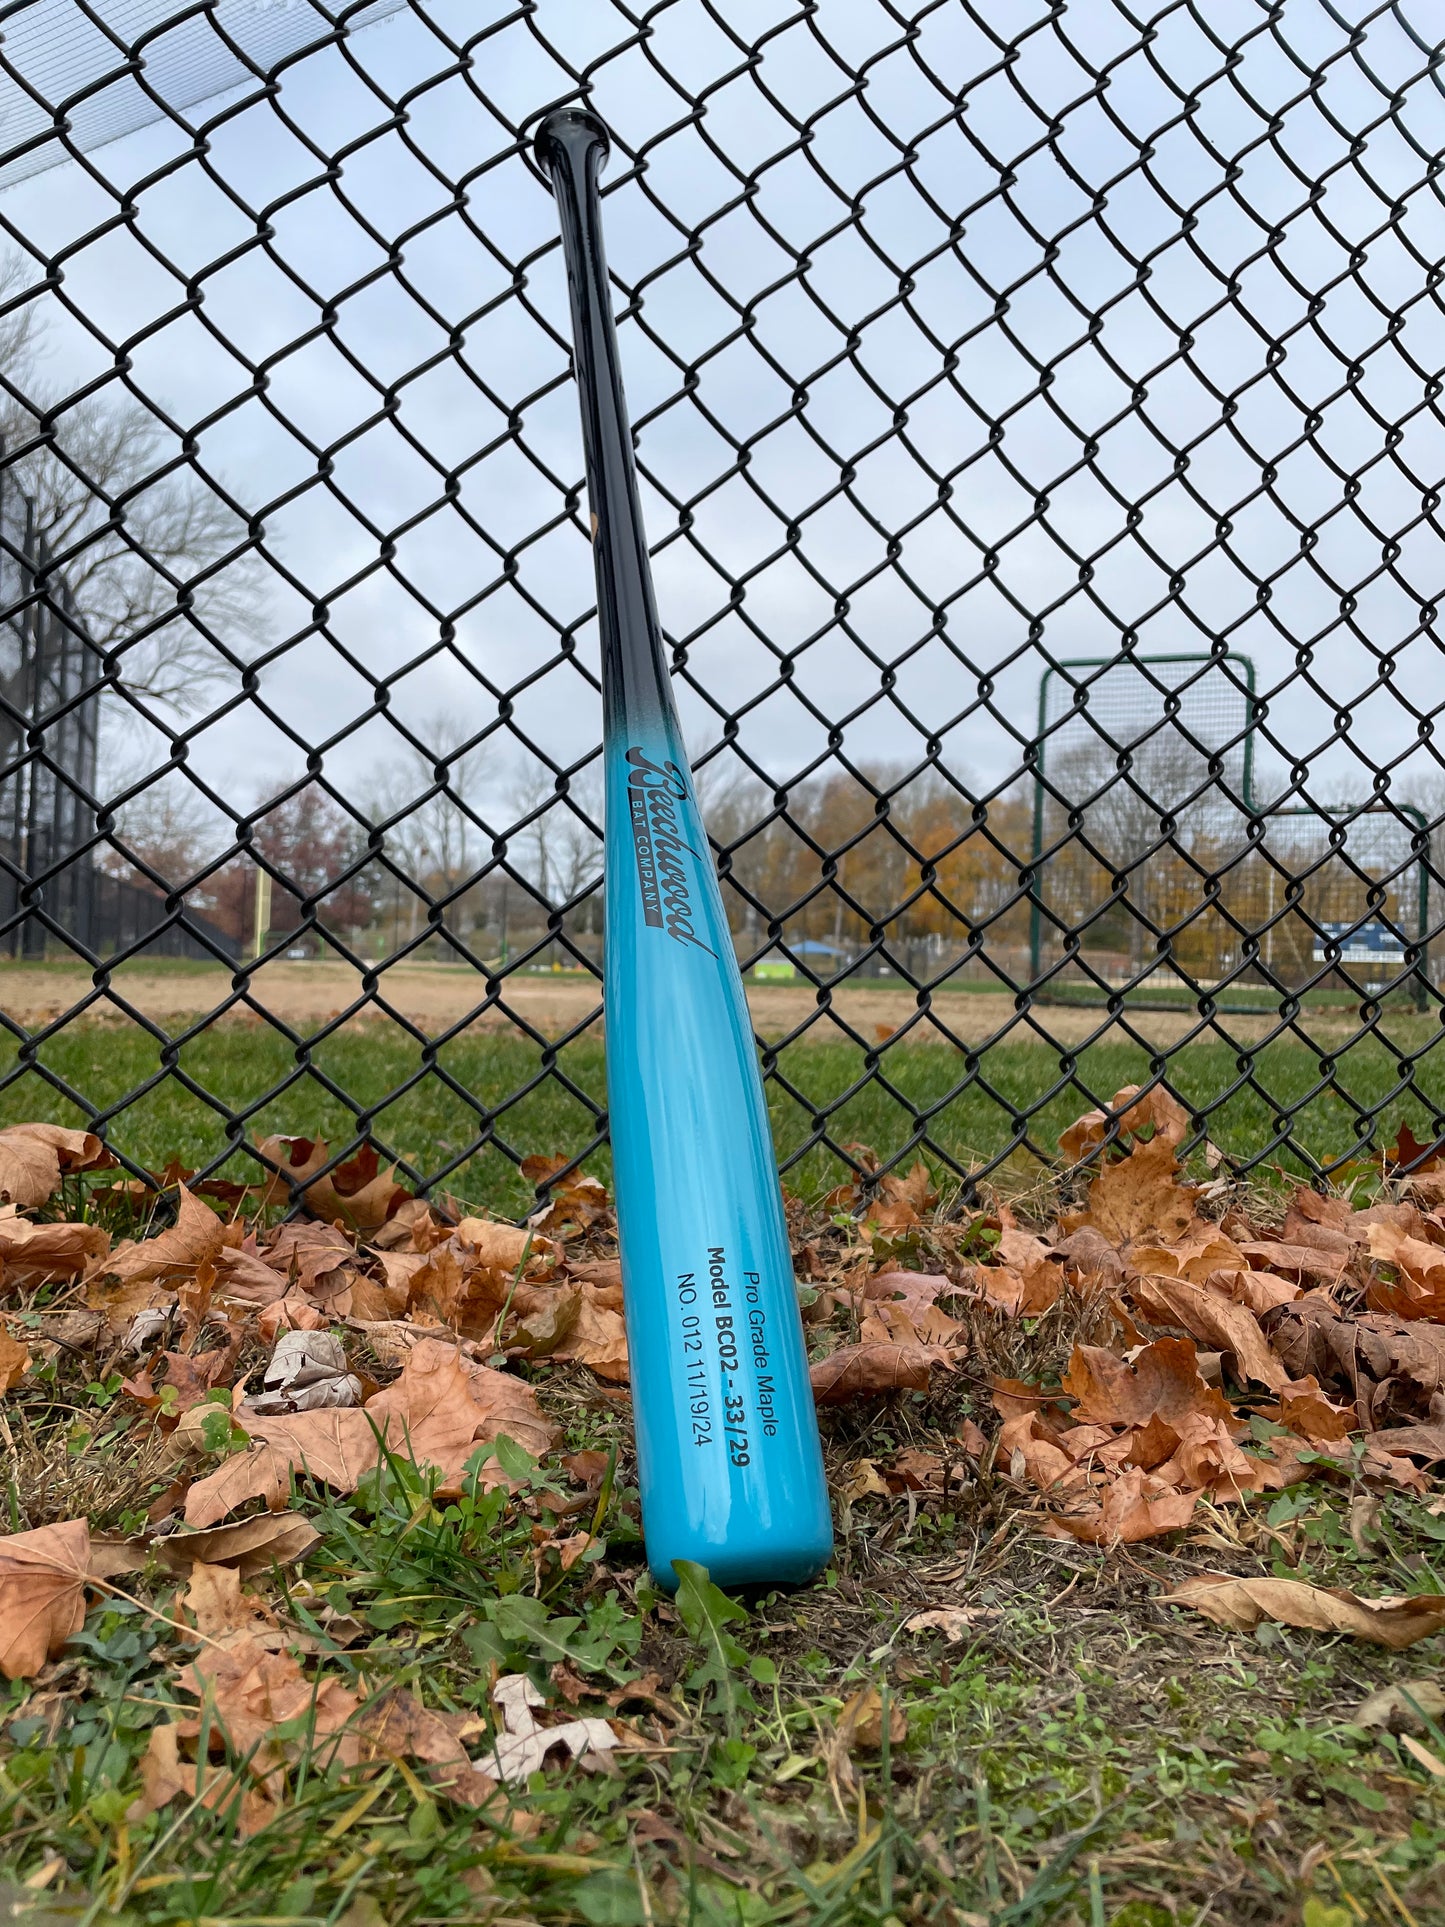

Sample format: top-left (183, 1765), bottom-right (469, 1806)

top-left (534, 109), bottom-right (670, 730)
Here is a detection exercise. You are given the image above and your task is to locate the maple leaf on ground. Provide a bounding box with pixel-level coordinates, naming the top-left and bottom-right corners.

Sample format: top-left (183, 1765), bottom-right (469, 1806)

top-left (352, 1683), bottom-right (485, 1774)
top-left (1060, 1083), bottom-right (1191, 1165)
top-left (0, 1210), bottom-right (109, 1285)
top-left (183, 1408), bottom-right (379, 1528)
top-left (1165, 1574), bottom-right (1445, 1649)
top-left (1282, 1187), bottom-right (1367, 1251)
top-left (365, 1337), bottom-right (559, 1488)
top-left (1263, 1299), bottom-right (1445, 1426)
top-left (184, 1336), bottom-right (558, 1525)
top-left (1237, 1239), bottom-right (1350, 1287)
top-left (1051, 1226), bottom-right (1127, 1288)
top-left (964, 1260), bottom-right (1063, 1316)
top-left (1046, 1466), bottom-right (1200, 1544)
top-left (1355, 1680), bottom-right (1445, 1732)
top-left (809, 1340), bottom-right (953, 1404)
top-left (251, 1134), bottom-right (330, 1207)
top-left (154, 1512), bottom-right (321, 1579)
top-left (1062, 1335), bottom-right (1235, 1431)
top-left (0, 1320), bottom-right (31, 1394)
top-left (85, 1183), bottom-right (224, 1313)
top-left (1264, 1377), bottom-right (1358, 1442)
top-left (1150, 1415), bottom-right (1281, 1501)
top-left (1127, 1273), bottom-right (1289, 1389)
top-left (1196, 1267), bottom-right (1301, 1318)
top-left (183, 1559), bottom-right (286, 1649)
top-left (0, 1122), bottom-right (113, 1208)
top-left (256, 1294), bottom-right (329, 1340)
top-left (300, 1143), bottom-right (413, 1235)
top-left (1365, 1421), bottom-right (1445, 1464)
top-left (213, 1243), bottom-right (292, 1307)
top-left (0, 1520), bottom-right (94, 1679)
top-left (1126, 1230), bottom-right (1246, 1283)
top-left (552, 1286), bottom-right (630, 1382)
top-left (865, 1270), bottom-right (958, 1317)
top-left (127, 1722), bottom-right (278, 1836)
top-left (861, 1298), bottom-right (966, 1350)
top-left (1365, 1222), bottom-right (1445, 1320)
top-left (522, 1154), bottom-right (613, 1240)
top-left (472, 1673), bottom-right (617, 1785)
top-left (1063, 1134), bottom-right (1202, 1246)
top-left (180, 1638), bottom-right (364, 1795)
top-left (563, 1449), bottom-right (611, 1491)
top-left (989, 1376), bottom-right (1071, 1426)
top-left (1385, 1123), bottom-right (1445, 1177)
top-left (998, 1410), bottom-right (1089, 1493)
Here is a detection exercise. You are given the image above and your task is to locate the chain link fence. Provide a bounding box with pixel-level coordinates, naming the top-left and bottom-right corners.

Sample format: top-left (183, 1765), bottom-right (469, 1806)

top-left (0, 0), bottom-right (1442, 1208)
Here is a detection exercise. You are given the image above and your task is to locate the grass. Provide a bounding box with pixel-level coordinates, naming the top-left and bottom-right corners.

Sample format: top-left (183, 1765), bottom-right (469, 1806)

top-left (3, 1018), bottom-right (1445, 1214)
top-left (3, 1340), bottom-right (1444, 1926)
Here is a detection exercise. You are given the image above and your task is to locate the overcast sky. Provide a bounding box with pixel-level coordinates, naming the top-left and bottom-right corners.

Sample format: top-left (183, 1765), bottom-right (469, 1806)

top-left (0, 0), bottom-right (1441, 868)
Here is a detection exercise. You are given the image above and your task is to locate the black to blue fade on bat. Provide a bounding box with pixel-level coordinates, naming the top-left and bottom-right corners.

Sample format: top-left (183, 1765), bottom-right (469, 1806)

top-left (536, 108), bottom-right (832, 1590)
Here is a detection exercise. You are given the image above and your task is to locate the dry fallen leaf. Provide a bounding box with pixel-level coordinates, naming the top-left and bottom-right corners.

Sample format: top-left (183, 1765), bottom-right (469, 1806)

top-left (364, 1336), bottom-right (560, 1485)
top-left (1060, 1084), bottom-right (1191, 1165)
top-left (126, 1722), bottom-right (277, 1836)
top-left (185, 1336), bottom-right (557, 1525)
top-left (1164, 1574), bottom-right (1445, 1650)
top-left (1354, 1680), bottom-right (1445, 1732)
top-left (1366, 1222), bottom-right (1445, 1320)
top-left (183, 1407), bottom-right (382, 1527)
top-left (301, 1143), bottom-right (413, 1235)
top-left (86, 1184), bottom-right (224, 1330)
top-left (0, 1123), bottom-right (112, 1208)
top-left (251, 1133), bottom-right (331, 1208)
top-left (472, 1672), bottom-right (617, 1783)
top-left (836, 1682), bottom-right (907, 1754)
top-left (1047, 1466), bottom-right (1200, 1544)
top-left (999, 1409), bottom-right (1089, 1493)
top-left (1264, 1377), bottom-right (1358, 1442)
top-left (0, 1520), bottom-right (94, 1680)
top-left (1062, 1335), bottom-right (1234, 1431)
top-left (0, 1320), bottom-right (31, 1394)
top-left (0, 1211), bottom-right (110, 1286)
top-left (809, 1340), bottom-right (952, 1403)
top-left (553, 1287), bottom-right (630, 1382)
top-left (1264, 1300), bottom-right (1445, 1426)
top-left (183, 1560), bottom-right (286, 1648)
top-left (1128, 1274), bottom-right (1288, 1390)
top-left (1064, 1133), bottom-right (1203, 1246)
top-left (902, 1607), bottom-right (990, 1642)
top-left (245, 1330), bottom-right (362, 1416)
top-left (153, 1512), bottom-right (322, 1579)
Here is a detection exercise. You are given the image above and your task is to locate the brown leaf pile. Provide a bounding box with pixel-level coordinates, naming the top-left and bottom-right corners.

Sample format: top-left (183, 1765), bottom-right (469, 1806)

top-left (5, 1089), bottom-right (1445, 1696)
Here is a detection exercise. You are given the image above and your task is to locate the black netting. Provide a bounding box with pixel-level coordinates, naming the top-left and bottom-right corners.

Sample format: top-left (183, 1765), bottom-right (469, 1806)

top-left (0, 0), bottom-right (1442, 1207)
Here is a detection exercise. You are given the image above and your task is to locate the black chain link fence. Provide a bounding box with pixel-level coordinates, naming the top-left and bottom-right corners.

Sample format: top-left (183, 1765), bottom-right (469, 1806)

top-left (1, 0), bottom-right (1442, 1209)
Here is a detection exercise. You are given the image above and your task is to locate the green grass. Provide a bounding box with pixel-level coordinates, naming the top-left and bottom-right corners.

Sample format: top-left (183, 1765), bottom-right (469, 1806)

top-left (4, 1019), bottom-right (1445, 1212)
top-left (3, 1375), bottom-right (1444, 1927)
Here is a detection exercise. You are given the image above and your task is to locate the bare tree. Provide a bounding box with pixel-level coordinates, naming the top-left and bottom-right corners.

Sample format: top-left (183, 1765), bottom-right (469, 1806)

top-left (365, 716), bottom-right (492, 943)
top-left (0, 256), bottom-right (266, 713)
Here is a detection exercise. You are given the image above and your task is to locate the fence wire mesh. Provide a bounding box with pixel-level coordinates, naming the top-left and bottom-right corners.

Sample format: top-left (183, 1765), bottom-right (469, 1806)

top-left (0, 0), bottom-right (1442, 1210)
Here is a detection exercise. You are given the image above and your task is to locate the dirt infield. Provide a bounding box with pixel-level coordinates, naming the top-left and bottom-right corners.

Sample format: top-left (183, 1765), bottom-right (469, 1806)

top-left (0, 958), bottom-right (1318, 1048)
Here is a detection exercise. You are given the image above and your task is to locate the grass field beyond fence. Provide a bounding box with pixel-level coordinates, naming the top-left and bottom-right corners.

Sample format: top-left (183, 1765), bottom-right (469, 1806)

top-left (3, 1022), bottom-right (1444, 1209)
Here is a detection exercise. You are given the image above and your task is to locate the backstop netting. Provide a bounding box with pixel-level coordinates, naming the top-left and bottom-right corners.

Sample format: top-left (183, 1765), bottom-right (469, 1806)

top-left (1030, 655), bottom-right (1429, 1008)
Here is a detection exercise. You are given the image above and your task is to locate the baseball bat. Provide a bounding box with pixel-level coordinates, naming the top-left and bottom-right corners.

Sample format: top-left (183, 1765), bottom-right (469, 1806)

top-left (536, 107), bottom-right (833, 1591)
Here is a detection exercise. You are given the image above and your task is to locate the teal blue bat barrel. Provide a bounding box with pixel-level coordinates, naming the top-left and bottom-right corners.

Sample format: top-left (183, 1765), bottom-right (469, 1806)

top-left (536, 108), bottom-right (833, 1590)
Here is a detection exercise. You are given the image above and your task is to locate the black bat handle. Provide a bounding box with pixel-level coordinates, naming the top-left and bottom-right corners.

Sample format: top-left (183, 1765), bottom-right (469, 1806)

top-left (534, 109), bottom-right (672, 738)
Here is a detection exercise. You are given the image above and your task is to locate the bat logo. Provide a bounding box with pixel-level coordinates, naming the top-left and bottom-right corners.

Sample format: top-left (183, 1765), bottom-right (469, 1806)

top-left (625, 747), bottom-right (717, 955)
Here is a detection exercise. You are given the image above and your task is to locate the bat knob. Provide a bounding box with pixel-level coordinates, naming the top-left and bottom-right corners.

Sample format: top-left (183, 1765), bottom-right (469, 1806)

top-left (535, 106), bottom-right (612, 184)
